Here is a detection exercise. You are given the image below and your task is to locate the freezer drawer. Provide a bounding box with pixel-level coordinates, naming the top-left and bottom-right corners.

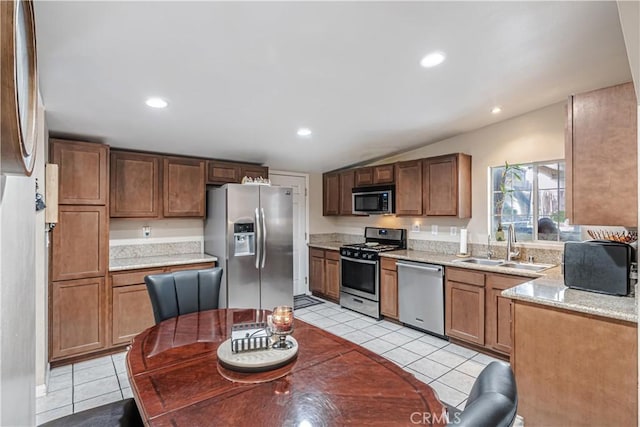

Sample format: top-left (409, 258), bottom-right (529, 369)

top-left (397, 261), bottom-right (445, 336)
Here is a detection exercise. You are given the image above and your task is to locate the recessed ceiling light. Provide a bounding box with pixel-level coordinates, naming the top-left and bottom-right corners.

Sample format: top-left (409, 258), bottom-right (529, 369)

top-left (491, 106), bottom-right (502, 114)
top-left (420, 51), bottom-right (446, 68)
top-left (145, 97), bottom-right (168, 109)
top-left (297, 128), bottom-right (312, 137)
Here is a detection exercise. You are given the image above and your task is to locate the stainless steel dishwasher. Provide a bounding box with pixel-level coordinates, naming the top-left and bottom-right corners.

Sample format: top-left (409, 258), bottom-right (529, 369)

top-left (397, 260), bottom-right (445, 337)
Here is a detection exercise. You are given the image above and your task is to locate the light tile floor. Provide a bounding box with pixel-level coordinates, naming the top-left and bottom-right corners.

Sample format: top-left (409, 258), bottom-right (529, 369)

top-left (37, 298), bottom-right (510, 425)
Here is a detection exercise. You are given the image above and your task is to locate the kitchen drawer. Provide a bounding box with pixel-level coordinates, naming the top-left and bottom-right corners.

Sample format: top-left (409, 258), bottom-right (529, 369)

top-left (446, 267), bottom-right (485, 287)
top-left (381, 257), bottom-right (397, 271)
top-left (166, 262), bottom-right (216, 272)
top-left (486, 273), bottom-right (529, 290)
top-left (310, 248), bottom-right (325, 258)
top-left (325, 250), bottom-right (340, 261)
top-left (111, 268), bottom-right (165, 287)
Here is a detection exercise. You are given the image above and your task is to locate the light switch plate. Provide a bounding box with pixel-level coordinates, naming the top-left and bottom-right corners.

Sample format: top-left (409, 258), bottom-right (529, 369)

top-left (412, 223), bottom-right (420, 232)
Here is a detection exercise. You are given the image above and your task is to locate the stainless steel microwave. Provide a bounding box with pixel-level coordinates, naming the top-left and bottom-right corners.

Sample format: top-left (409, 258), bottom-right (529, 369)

top-left (352, 186), bottom-right (394, 215)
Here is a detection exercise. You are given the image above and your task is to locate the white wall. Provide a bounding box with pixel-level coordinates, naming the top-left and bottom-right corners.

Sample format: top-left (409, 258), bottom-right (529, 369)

top-left (0, 100), bottom-right (45, 426)
top-left (109, 218), bottom-right (204, 246)
top-left (310, 102), bottom-right (566, 244)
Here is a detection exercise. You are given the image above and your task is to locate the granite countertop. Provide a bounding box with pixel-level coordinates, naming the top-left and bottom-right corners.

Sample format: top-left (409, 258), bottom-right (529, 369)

top-left (109, 253), bottom-right (218, 272)
top-left (309, 243), bottom-right (635, 323)
top-left (502, 278), bottom-right (637, 323)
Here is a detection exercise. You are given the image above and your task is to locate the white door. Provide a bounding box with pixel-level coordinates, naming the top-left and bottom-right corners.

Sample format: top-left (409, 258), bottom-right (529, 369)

top-left (269, 172), bottom-right (308, 296)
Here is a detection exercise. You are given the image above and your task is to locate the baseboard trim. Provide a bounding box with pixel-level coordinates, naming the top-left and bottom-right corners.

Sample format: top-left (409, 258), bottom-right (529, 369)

top-left (35, 384), bottom-right (47, 397)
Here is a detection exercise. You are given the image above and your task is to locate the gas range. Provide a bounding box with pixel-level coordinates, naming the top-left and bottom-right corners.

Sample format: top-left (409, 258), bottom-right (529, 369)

top-left (340, 243), bottom-right (401, 260)
top-left (339, 227), bottom-right (407, 319)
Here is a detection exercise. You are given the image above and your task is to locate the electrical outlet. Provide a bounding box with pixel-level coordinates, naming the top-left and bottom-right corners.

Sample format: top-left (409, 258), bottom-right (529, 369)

top-left (412, 223), bottom-right (420, 232)
top-left (450, 226), bottom-right (457, 236)
top-left (431, 225), bottom-right (438, 235)
top-left (143, 226), bottom-right (151, 237)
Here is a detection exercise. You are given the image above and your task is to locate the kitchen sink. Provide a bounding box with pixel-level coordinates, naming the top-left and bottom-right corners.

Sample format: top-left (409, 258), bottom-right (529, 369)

top-left (499, 262), bottom-right (554, 272)
top-left (454, 258), bottom-right (554, 272)
top-left (455, 258), bottom-right (504, 266)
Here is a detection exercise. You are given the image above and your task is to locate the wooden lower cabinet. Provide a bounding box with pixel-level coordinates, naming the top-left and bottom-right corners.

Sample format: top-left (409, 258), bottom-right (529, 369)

top-left (485, 273), bottom-right (528, 354)
top-left (445, 275), bottom-right (485, 345)
top-left (380, 257), bottom-right (398, 319)
top-left (309, 248), bottom-right (340, 302)
top-left (445, 267), bottom-right (528, 355)
top-left (325, 251), bottom-right (340, 300)
top-left (50, 277), bottom-right (106, 361)
top-left (110, 262), bottom-right (216, 347)
top-left (512, 302), bottom-right (637, 426)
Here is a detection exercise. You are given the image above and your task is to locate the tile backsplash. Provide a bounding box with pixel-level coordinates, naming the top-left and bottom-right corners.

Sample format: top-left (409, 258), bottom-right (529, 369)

top-left (110, 240), bottom-right (202, 259)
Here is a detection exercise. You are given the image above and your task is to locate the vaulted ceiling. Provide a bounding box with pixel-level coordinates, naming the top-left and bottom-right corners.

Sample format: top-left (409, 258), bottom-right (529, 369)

top-left (35, 1), bottom-right (631, 172)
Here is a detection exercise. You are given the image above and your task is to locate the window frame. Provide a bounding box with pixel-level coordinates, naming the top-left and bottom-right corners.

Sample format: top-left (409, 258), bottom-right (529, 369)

top-left (489, 159), bottom-right (577, 243)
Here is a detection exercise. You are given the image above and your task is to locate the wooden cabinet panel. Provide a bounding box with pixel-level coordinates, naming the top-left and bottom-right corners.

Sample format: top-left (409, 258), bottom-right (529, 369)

top-left (445, 280), bottom-right (485, 345)
top-left (207, 161), bottom-right (241, 185)
top-left (325, 256), bottom-right (340, 300)
top-left (512, 302), bottom-right (637, 426)
top-left (51, 139), bottom-right (108, 205)
top-left (51, 205), bottom-right (108, 281)
top-left (309, 250), bottom-right (326, 295)
top-left (163, 157), bottom-right (205, 217)
top-left (240, 165), bottom-right (269, 180)
top-left (380, 257), bottom-right (397, 271)
top-left (373, 164), bottom-right (395, 184)
top-left (566, 82), bottom-right (637, 226)
top-left (111, 268), bottom-right (165, 287)
top-left (355, 167), bottom-right (374, 186)
top-left (111, 284), bottom-right (155, 345)
top-left (339, 170), bottom-right (355, 215)
top-left (50, 277), bottom-right (106, 360)
top-left (423, 153), bottom-right (471, 218)
top-left (110, 151), bottom-right (160, 218)
top-left (485, 273), bottom-right (528, 355)
top-left (323, 172), bottom-right (340, 216)
top-left (380, 264), bottom-right (398, 320)
top-left (446, 267), bottom-right (484, 287)
top-left (395, 160), bottom-right (423, 216)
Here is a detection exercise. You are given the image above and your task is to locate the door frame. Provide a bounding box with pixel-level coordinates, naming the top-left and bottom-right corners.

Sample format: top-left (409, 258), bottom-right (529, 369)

top-left (269, 170), bottom-right (310, 295)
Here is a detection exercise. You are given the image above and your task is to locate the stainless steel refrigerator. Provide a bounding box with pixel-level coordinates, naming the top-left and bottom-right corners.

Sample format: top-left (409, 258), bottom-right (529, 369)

top-left (204, 184), bottom-right (293, 309)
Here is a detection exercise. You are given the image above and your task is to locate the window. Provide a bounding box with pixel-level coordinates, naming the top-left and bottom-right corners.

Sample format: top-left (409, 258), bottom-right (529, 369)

top-left (490, 160), bottom-right (581, 242)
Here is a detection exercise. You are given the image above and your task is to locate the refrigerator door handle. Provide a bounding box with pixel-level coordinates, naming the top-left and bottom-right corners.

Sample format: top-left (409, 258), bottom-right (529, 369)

top-left (255, 208), bottom-right (261, 269)
top-left (261, 207), bottom-right (267, 268)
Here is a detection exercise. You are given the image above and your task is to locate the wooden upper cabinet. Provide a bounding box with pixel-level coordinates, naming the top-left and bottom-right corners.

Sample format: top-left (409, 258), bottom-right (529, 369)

top-left (163, 157), bottom-right (206, 217)
top-left (206, 161), bottom-right (268, 185)
top-left (110, 151), bottom-right (160, 218)
top-left (323, 172), bottom-right (340, 216)
top-left (207, 161), bottom-right (241, 185)
top-left (355, 164), bottom-right (395, 186)
top-left (423, 153), bottom-right (471, 218)
top-left (51, 205), bottom-right (108, 281)
top-left (395, 160), bottom-right (423, 216)
top-left (339, 170), bottom-right (355, 215)
top-left (566, 82), bottom-right (638, 226)
top-left (241, 165), bottom-right (269, 180)
top-left (50, 139), bottom-right (108, 205)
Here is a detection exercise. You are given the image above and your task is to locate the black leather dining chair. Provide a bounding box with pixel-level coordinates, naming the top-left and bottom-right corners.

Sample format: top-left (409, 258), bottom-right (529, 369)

top-left (39, 398), bottom-right (142, 427)
top-left (447, 361), bottom-right (518, 427)
top-left (145, 267), bottom-right (223, 324)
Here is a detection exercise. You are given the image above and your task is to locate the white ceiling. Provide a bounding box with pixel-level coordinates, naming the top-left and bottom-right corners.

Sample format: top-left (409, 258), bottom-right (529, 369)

top-left (35, 1), bottom-right (631, 173)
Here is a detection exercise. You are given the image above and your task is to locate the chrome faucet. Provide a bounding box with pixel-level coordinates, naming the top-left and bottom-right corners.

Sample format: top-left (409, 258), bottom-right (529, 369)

top-left (506, 224), bottom-right (520, 261)
top-left (487, 234), bottom-right (493, 259)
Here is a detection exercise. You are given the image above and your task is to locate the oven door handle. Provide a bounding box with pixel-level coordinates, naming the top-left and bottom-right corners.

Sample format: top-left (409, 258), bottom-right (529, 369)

top-left (341, 256), bottom-right (378, 265)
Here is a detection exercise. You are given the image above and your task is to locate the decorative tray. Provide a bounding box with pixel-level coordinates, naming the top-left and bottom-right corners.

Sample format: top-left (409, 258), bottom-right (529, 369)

top-left (217, 337), bottom-right (298, 373)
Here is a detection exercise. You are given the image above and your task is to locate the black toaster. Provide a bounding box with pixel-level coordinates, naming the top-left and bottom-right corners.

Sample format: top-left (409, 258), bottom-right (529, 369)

top-left (563, 240), bottom-right (634, 296)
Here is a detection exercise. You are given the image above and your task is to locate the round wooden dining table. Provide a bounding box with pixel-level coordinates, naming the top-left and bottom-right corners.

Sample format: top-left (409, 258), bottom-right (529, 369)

top-left (127, 308), bottom-right (447, 426)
